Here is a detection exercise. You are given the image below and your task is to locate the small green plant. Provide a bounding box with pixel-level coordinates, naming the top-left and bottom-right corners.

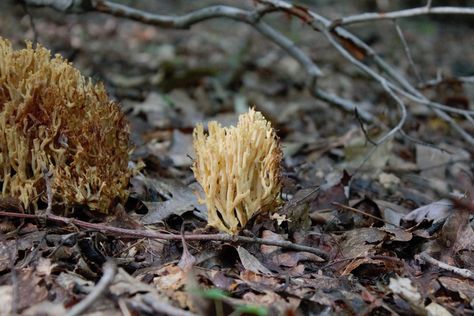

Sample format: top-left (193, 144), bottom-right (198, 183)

top-left (191, 287), bottom-right (268, 316)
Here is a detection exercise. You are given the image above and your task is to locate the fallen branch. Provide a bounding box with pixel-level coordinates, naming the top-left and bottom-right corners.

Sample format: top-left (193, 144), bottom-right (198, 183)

top-left (419, 252), bottom-right (474, 280)
top-left (65, 261), bottom-right (117, 316)
top-left (0, 210), bottom-right (329, 259)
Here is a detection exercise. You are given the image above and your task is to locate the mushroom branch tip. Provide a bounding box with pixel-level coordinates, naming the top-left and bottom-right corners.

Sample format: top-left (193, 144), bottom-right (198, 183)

top-left (192, 108), bottom-right (282, 234)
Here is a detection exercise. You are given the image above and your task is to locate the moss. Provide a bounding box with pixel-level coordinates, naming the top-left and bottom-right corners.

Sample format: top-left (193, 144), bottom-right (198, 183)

top-left (0, 37), bottom-right (132, 213)
top-left (192, 108), bottom-right (282, 234)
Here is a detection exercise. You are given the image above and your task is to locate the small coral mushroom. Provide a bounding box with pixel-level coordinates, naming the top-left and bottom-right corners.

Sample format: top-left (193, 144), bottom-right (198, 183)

top-left (192, 108), bottom-right (282, 234)
top-left (0, 37), bottom-right (132, 213)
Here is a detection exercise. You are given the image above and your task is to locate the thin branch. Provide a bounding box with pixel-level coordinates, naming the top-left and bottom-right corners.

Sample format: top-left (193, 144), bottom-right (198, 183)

top-left (460, 76), bottom-right (474, 84)
top-left (142, 296), bottom-right (198, 316)
top-left (97, 2), bottom-right (254, 28)
top-left (375, 80), bottom-right (407, 145)
top-left (355, 108), bottom-right (377, 145)
top-left (419, 252), bottom-right (474, 280)
top-left (65, 261), bottom-right (117, 316)
top-left (393, 20), bottom-right (422, 83)
top-left (426, 0), bottom-right (433, 10)
top-left (313, 89), bottom-right (377, 123)
top-left (333, 202), bottom-right (402, 228)
top-left (0, 211), bottom-right (329, 259)
top-left (252, 21), bottom-right (322, 79)
top-left (333, 6), bottom-right (474, 28)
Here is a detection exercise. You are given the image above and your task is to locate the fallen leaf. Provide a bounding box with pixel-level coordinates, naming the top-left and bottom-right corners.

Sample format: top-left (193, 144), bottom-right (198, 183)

top-left (416, 145), bottom-right (451, 179)
top-left (379, 226), bottom-right (413, 242)
top-left (167, 129), bottom-right (194, 167)
top-left (438, 277), bottom-right (474, 303)
top-left (389, 277), bottom-right (423, 307)
top-left (141, 178), bottom-right (206, 224)
top-left (403, 199), bottom-right (453, 224)
top-left (426, 302), bottom-right (452, 316)
top-left (440, 211), bottom-right (474, 255)
top-left (378, 172), bottom-right (400, 190)
top-left (0, 286), bottom-right (12, 316)
top-left (338, 228), bottom-right (386, 259)
top-left (237, 246), bottom-right (272, 275)
top-left (178, 237), bottom-right (196, 272)
top-left (273, 251), bottom-right (324, 268)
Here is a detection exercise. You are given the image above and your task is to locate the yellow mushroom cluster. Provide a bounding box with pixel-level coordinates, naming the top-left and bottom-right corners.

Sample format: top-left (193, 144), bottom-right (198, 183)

top-left (0, 37), bottom-right (132, 213)
top-left (192, 108), bottom-right (282, 234)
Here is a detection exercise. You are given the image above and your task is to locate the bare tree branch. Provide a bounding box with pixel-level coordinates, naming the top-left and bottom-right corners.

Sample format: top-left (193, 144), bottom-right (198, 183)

top-left (258, 0), bottom-right (474, 145)
top-left (394, 20), bottom-right (422, 84)
top-left (65, 261), bottom-right (117, 316)
top-left (332, 6), bottom-right (474, 28)
top-left (21, 0), bottom-right (474, 145)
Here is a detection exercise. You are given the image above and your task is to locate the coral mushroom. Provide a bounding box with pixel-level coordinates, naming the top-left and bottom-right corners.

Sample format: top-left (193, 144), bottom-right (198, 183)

top-left (192, 108), bottom-right (282, 234)
top-left (0, 37), bottom-right (132, 213)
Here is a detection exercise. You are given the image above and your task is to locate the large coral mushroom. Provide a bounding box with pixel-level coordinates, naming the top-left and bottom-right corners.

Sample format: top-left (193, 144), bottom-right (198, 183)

top-left (192, 108), bottom-right (282, 234)
top-left (0, 37), bottom-right (132, 213)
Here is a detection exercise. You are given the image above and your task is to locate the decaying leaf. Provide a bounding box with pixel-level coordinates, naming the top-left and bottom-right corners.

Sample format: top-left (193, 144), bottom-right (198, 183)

top-left (237, 246), bottom-right (272, 275)
top-left (403, 199), bottom-right (454, 224)
top-left (141, 178), bottom-right (206, 224)
top-left (389, 277), bottom-right (424, 312)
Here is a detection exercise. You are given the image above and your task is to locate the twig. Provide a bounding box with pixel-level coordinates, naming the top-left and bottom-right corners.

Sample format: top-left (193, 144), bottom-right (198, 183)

top-left (399, 129), bottom-right (444, 152)
top-left (0, 211), bottom-right (329, 259)
top-left (322, 254), bottom-right (404, 270)
top-left (65, 261), bottom-right (117, 316)
top-left (142, 296), bottom-right (198, 316)
top-left (332, 202), bottom-right (402, 228)
top-left (355, 108), bottom-right (376, 145)
top-left (313, 89), bottom-right (377, 124)
top-left (459, 76), bottom-right (474, 84)
top-left (426, 0), bottom-right (433, 10)
top-left (333, 6), bottom-right (474, 28)
top-left (419, 252), bottom-right (474, 280)
top-left (393, 20), bottom-right (422, 83)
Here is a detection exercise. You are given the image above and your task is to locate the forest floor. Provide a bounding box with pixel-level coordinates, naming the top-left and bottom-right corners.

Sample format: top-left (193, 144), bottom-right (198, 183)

top-left (0, 1), bottom-right (473, 315)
